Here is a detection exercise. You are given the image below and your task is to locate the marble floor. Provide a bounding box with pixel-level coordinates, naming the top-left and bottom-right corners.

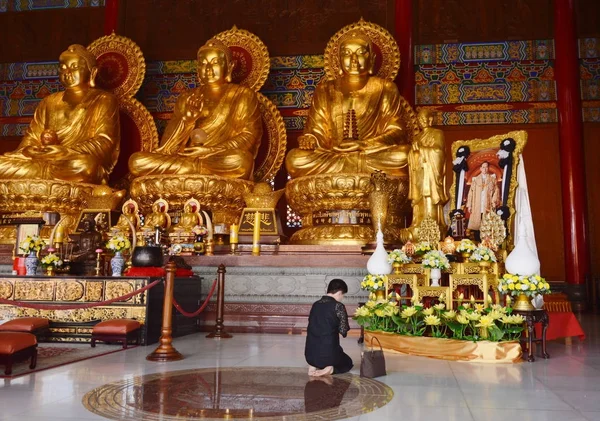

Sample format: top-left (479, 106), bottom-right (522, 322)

top-left (1, 316), bottom-right (600, 421)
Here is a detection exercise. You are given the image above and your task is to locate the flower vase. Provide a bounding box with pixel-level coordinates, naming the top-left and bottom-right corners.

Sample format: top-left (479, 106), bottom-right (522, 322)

top-left (392, 262), bottom-right (402, 274)
top-left (110, 251), bottom-right (125, 277)
top-left (479, 261), bottom-right (492, 274)
top-left (461, 252), bottom-right (471, 262)
top-left (513, 293), bottom-right (534, 311)
top-left (24, 251), bottom-right (39, 276)
top-left (46, 266), bottom-right (54, 276)
top-left (375, 290), bottom-right (386, 301)
top-left (430, 268), bottom-right (442, 287)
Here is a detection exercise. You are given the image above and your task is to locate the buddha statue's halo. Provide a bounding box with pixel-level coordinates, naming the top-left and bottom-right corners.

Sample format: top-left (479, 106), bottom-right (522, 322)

top-left (61, 44), bottom-right (97, 70)
top-left (197, 38), bottom-right (234, 67)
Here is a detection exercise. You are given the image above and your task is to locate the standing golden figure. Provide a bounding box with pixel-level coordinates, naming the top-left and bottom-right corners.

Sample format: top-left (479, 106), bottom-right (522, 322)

top-left (285, 32), bottom-right (409, 178)
top-left (129, 39), bottom-right (262, 180)
top-left (404, 109), bottom-right (449, 240)
top-left (0, 45), bottom-right (120, 184)
top-left (285, 20), bottom-right (416, 245)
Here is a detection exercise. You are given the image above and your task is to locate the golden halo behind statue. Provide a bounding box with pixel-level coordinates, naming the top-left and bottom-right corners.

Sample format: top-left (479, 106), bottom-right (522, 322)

top-left (253, 93), bottom-right (287, 183)
top-left (324, 18), bottom-right (400, 82)
top-left (88, 33), bottom-right (146, 99)
top-left (210, 25), bottom-right (270, 91)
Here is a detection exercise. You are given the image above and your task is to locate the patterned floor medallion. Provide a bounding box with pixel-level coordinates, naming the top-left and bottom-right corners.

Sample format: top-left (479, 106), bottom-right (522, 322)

top-left (82, 367), bottom-right (393, 420)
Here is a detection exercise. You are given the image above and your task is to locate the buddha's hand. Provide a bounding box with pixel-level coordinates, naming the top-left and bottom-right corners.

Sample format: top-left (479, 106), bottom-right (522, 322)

top-left (22, 144), bottom-right (66, 158)
top-left (298, 135), bottom-right (317, 150)
top-left (184, 94), bottom-right (204, 120)
top-left (180, 146), bottom-right (224, 158)
top-left (333, 141), bottom-right (363, 153)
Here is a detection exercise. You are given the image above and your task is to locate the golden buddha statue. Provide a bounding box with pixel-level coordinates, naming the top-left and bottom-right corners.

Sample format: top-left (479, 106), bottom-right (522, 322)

top-left (112, 199), bottom-right (141, 236)
top-left (128, 39), bottom-right (262, 180)
top-left (285, 32), bottom-right (409, 178)
top-left (405, 109), bottom-right (449, 238)
top-left (71, 217), bottom-right (103, 262)
top-left (143, 199), bottom-right (171, 232)
top-left (0, 44), bottom-right (120, 184)
top-left (172, 199), bottom-right (202, 233)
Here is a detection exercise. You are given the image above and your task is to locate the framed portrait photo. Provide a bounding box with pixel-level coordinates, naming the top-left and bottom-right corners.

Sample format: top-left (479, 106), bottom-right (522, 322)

top-left (449, 130), bottom-right (527, 245)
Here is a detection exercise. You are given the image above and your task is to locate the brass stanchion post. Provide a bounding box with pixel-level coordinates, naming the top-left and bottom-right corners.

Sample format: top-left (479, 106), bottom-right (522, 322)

top-left (207, 264), bottom-right (232, 339)
top-left (147, 261), bottom-right (184, 361)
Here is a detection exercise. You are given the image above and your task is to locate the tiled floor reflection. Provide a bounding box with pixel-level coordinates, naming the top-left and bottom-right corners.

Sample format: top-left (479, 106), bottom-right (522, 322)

top-left (82, 367), bottom-right (393, 420)
top-left (1, 314), bottom-right (600, 421)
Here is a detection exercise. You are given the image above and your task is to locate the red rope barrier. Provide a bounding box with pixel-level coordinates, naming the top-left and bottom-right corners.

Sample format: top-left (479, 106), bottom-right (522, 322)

top-left (172, 278), bottom-right (218, 318)
top-left (0, 279), bottom-right (163, 310)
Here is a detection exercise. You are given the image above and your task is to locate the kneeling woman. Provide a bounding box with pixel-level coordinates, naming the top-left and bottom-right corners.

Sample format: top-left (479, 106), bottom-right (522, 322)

top-left (305, 279), bottom-right (353, 376)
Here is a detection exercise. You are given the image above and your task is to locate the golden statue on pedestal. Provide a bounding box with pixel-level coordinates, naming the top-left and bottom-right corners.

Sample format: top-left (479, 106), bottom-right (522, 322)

top-left (0, 45), bottom-right (120, 184)
top-left (285, 19), bottom-right (417, 245)
top-left (405, 109), bottom-right (449, 239)
top-left (129, 27), bottom-right (286, 226)
top-left (111, 199), bottom-right (141, 236)
top-left (129, 39), bottom-right (262, 180)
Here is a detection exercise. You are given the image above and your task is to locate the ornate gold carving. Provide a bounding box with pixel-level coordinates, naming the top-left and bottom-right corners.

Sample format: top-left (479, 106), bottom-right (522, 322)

top-left (324, 18), bottom-right (400, 82)
top-left (14, 280), bottom-right (55, 301)
top-left (56, 280), bottom-right (85, 301)
top-left (415, 217), bottom-right (441, 245)
top-left (130, 175), bottom-right (253, 225)
top-left (480, 211), bottom-right (507, 248)
top-left (286, 173), bottom-right (409, 245)
top-left (87, 33), bottom-right (146, 99)
top-left (85, 282), bottom-right (104, 302)
top-left (213, 26), bottom-right (270, 92)
top-left (120, 98), bottom-right (160, 153)
top-left (243, 182), bottom-right (284, 208)
top-left (0, 280), bottom-right (14, 299)
top-left (105, 281), bottom-right (134, 302)
top-left (254, 93), bottom-right (287, 183)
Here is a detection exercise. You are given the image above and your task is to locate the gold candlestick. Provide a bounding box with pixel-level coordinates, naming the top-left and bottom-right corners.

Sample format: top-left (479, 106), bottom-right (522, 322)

top-left (252, 211), bottom-right (261, 256)
top-left (230, 224), bottom-right (239, 255)
top-left (94, 249), bottom-right (103, 276)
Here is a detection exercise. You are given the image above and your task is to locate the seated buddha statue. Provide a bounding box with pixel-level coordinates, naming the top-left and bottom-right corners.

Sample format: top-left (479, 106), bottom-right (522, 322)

top-left (111, 199), bottom-right (140, 236)
top-left (285, 32), bottom-right (409, 178)
top-left (0, 44), bottom-right (120, 184)
top-left (128, 38), bottom-right (262, 180)
top-left (143, 200), bottom-right (171, 232)
top-left (171, 202), bottom-right (202, 233)
top-left (71, 217), bottom-right (103, 262)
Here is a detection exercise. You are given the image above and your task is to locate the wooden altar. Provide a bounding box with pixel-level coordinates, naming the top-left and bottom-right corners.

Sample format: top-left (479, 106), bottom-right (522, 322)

top-left (0, 275), bottom-right (203, 345)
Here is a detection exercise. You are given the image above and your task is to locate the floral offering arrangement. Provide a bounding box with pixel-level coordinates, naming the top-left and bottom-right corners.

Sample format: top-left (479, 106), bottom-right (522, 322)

top-left (414, 242), bottom-right (432, 255)
top-left (360, 274), bottom-right (389, 292)
top-left (106, 235), bottom-right (131, 253)
top-left (19, 235), bottom-right (45, 254)
top-left (498, 274), bottom-right (551, 297)
top-left (192, 225), bottom-right (208, 236)
top-left (388, 249), bottom-right (411, 265)
top-left (41, 253), bottom-right (63, 268)
top-left (469, 246), bottom-right (497, 263)
top-left (421, 250), bottom-right (450, 270)
top-left (353, 295), bottom-right (525, 342)
top-left (456, 239), bottom-right (476, 254)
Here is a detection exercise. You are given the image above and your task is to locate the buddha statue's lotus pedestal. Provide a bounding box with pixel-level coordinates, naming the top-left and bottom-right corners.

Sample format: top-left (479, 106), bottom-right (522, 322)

top-left (286, 173), bottom-right (409, 246)
top-left (130, 175), bottom-right (253, 226)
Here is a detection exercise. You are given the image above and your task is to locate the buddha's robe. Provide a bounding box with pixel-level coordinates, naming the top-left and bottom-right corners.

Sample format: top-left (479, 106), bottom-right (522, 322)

top-left (0, 89), bottom-right (120, 184)
top-left (129, 84), bottom-right (262, 180)
top-left (285, 77), bottom-right (410, 178)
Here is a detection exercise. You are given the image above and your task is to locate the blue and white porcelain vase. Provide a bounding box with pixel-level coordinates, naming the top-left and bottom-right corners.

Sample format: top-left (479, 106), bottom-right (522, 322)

top-left (111, 251), bottom-right (125, 277)
top-left (24, 251), bottom-right (39, 276)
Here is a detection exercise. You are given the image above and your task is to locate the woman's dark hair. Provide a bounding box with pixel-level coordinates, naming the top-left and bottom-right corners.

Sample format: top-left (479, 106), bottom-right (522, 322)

top-left (327, 278), bottom-right (348, 294)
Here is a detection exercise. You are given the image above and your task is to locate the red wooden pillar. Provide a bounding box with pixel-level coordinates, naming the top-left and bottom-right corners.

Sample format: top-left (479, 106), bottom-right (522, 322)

top-left (395, 0), bottom-right (414, 105)
top-left (104, 0), bottom-right (119, 35)
top-left (554, 0), bottom-right (590, 306)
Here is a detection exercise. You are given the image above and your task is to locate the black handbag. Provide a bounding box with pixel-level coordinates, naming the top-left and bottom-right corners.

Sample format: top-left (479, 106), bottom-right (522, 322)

top-left (360, 336), bottom-right (386, 378)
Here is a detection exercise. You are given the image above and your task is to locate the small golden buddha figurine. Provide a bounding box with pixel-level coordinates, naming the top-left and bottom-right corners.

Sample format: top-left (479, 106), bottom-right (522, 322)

top-left (143, 199), bottom-right (171, 232)
top-left (285, 31), bottom-right (409, 178)
top-left (112, 199), bottom-right (141, 236)
top-left (172, 199), bottom-right (202, 233)
top-left (440, 236), bottom-right (457, 255)
top-left (72, 217), bottom-right (103, 262)
top-left (406, 109), bottom-right (449, 236)
top-left (0, 45), bottom-right (120, 183)
top-left (128, 38), bottom-right (262, 180)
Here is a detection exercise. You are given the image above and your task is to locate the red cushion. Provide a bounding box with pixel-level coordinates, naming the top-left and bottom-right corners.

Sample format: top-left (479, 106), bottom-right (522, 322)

top-left (93, 319), bottom-right (141, 335)
top-left (0, 332), bottom-right (37, 354)
top-left (0, 317), bottom-right (49, 332)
